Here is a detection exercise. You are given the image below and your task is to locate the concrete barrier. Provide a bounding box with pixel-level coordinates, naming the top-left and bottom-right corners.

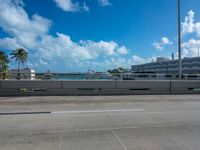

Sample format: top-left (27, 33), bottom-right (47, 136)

top-left (116, 80), bottom-right (170, 94)
top-left (1, 80), bottom-right (62, 89)
top-left (0, 80), bottom-right (200, 96)
top-left (62, 80), bottom-right (116, 89)
top-left (61, 81), bottom-right (117, 95)
top-left (0, 80), bottom-right (62, 96)
top-left (0, 80), bottom-right (117, 96)
top-left (171, 80), bottom-right (200, 94)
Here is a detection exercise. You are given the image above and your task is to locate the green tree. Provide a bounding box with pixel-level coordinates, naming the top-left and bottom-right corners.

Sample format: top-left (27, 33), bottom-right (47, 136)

top-left (0, 51), bottom-right (9, 79)
top-left (10, 48), bottom-right (28, 79)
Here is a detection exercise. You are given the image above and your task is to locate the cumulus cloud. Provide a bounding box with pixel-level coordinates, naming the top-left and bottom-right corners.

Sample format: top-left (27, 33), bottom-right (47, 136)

top-left (116, 46), bottom-right (128, 55)
top-left (0, 0), bottom-right (52, 49)
top-left (180, 10), bottom-right (200, 58)
top-left (53, 0), bottom-right (89, 12)
top-left (92, 55), bottom-right (156, 70)
top-left (35, 33), bottom-right (128, 61)
top-left (182, 39), bottom-right (200, 57)
top-left (152, 37), bottom-right (172, 50)
top-left (98, 0), bottom-right (112, 6)
top-left (182, 10), bottom-right (200, 36)
top-left (0, 37), bottom-right (23, 50)
top-left (13, 0), bottom-right (24, 6)
top-left (38, 58), bottom-right (48, 66)
top-left (0, 0), bottom-right (129, 71)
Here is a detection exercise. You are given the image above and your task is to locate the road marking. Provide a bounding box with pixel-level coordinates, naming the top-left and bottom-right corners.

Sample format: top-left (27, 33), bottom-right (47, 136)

top-left (112, 130), bottom-right (128, 150)
top-left (51, 109), bottom-right (144, 114)
top-left (0, 112), bottom-right (51, 116)
top-left (0, 109), bottom-right (144, 116)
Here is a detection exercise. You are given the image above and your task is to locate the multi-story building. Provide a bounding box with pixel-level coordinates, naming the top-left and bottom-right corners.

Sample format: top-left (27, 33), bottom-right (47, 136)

top-left (132, 57), bottom-right (200, 75)
top-left (10, 68), bottom-right (36, 80)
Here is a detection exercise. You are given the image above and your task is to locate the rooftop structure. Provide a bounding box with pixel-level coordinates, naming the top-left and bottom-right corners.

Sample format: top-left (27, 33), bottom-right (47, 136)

top-left (156, 57), bottom-right (170, 62)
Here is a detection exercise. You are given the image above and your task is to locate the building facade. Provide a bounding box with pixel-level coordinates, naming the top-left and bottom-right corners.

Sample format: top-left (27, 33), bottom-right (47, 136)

top-left (132, 57), bottom-right (200, 75)
top-left (10, 68), bottom-right (36, 80)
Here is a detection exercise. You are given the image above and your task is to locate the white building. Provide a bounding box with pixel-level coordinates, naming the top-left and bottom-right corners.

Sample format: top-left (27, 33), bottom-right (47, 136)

top-left (10, 68), bottom-right (36, 80)
top-left (132, 57), bottom-right (200, 75)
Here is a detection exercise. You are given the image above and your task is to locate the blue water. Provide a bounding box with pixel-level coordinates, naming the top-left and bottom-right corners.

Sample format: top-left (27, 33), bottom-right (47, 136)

top-left (51, 74), bottom-right (114, 80)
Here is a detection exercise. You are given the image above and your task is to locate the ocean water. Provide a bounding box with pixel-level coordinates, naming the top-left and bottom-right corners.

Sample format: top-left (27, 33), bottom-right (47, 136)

top-left (50, 74), bottom-right (114, 80)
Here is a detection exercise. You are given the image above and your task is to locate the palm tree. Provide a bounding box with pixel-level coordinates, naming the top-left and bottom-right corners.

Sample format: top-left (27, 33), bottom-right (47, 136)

top-left (0, 51), bottom-right (9, 79)
top-left (10, 48), bottom-right (28, 79)
top-left (2, 64), bottom-right (9, 79)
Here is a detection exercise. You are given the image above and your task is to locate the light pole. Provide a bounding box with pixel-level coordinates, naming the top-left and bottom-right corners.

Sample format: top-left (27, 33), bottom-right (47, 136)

top-left (178, 0), bottom-right (182, 80)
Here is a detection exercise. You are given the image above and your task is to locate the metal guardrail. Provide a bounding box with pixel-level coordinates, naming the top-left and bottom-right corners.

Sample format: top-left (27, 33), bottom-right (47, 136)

top-left (1, 72), bottom-right (200, 80)
top-left (0, 72), bottom-right (114, 80)
top-left (122, 73), bottom-right (200, 80)
top-left (0, 72), bottom-right (36, 80)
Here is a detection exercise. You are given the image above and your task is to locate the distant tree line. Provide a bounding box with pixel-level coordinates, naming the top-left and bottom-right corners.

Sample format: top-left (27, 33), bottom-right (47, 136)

top-left (107, 67), bottom-right (127, 78)
top-left (107, 67), bottom-right (126, 74)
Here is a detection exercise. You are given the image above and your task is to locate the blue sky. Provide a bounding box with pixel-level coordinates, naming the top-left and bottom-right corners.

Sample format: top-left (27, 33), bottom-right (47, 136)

top-left (0, 0), bottom-right (200, 72)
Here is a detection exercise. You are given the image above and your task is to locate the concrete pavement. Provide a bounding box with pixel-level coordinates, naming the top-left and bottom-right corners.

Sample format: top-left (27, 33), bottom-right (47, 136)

top-left (0, 95), bottom-right (200, 150)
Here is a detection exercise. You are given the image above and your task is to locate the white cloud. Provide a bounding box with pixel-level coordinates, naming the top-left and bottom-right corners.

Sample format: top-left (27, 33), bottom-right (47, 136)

top-left (33, 33), bottom-right (128, 61)
top-left (182, 10), bottom-right (200, 36)
top-left (82, 2), bottom-right (89, 12)
top-left (180, 10), bottom-right (200, 58)
top-left (161, 37), bottom-right (170, 44)
top-left (13, 0), bottom-right (24, 6)
top-left (0, 37), bottom-right (23, 50)
top-left (152, 37), bottom-right (172, 50)
top-left (98, 0), bottom-right (112, 6)
top-left (182, 39), bottom-right (200, 57)
top-left (38, 58), bottom-right (48, 66)
top-left (91, 55), bottom-right (156, 70)
top-left (116, 46), bottom-right (128, 55)
top-left (0, 0), bottom-right (129, 71)
top-left (0, 1), bottom-right (51, 35)
top-left (53, 0), bottom-right (89, 12)
top-left (0, 0), bottom-right (51, 49)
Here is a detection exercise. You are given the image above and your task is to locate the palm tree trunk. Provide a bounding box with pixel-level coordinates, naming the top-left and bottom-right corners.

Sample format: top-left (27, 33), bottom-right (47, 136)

top-left (0, 63), bottom-right (2, 79)
top-left (17, 61), bottom-right (20, 80)
top-left (2, 64), bottom-right (5, 80)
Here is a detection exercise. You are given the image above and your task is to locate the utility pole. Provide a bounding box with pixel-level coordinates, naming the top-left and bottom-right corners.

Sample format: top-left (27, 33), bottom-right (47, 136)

top-left (178, 0), bottom-right (182, 80)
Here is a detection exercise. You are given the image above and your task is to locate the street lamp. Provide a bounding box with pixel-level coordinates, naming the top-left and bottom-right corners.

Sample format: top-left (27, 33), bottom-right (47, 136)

top-left (178, 0), bottom-right (182, 80)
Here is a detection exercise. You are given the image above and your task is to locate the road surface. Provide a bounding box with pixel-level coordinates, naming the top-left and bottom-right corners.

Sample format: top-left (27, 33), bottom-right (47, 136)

top-left (0, 95), bottom-right (200, 150)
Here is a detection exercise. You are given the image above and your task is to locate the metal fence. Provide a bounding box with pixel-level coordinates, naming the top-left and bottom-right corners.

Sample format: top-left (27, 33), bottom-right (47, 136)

top-left (1, 72), bottom-right (200, 80)
top-left (121, 73), bottom-right (200, 80)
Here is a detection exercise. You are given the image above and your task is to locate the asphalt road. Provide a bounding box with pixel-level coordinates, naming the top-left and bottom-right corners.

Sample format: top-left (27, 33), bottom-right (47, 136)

top-left (0, 95), bottom-right (200, 150)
